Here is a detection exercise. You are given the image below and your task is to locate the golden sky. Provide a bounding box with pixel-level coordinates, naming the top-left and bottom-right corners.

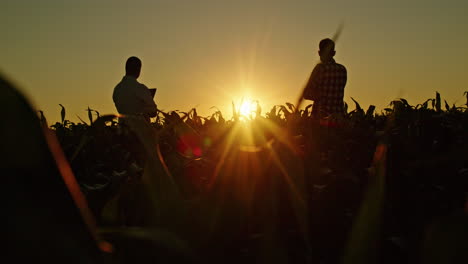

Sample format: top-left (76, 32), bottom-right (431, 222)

top-left (1, 0), bottom-right (467, 122)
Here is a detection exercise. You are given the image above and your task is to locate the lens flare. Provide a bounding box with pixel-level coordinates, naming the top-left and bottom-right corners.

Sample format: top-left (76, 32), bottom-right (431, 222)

top-left (239, 99), bottom-right (256, 117)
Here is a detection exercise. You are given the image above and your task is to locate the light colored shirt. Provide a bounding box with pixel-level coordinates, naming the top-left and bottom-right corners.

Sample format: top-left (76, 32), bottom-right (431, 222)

top-left (112, 75), bottom-right (157, 117)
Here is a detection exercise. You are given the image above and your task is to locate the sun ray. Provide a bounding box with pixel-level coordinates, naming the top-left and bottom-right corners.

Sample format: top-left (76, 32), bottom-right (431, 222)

top-left (247, 117), bottom-right (310, 244)
top-left (256, 117), bottom-right (301, 154)
top-left (208, 122), bottom-right (242, 188)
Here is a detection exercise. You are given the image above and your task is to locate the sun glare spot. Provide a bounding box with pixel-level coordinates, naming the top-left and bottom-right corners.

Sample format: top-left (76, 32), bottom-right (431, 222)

top-left (239, 99), bottom-right (256, 118)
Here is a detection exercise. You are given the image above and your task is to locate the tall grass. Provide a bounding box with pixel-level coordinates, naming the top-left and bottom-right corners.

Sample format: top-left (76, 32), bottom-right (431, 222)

top-left (9, 86), bottom-right (468, 263)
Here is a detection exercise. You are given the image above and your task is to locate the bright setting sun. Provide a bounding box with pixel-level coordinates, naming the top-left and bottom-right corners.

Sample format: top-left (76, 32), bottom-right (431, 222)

top-left (239, 99), bottom-right (257, 118)
top-left (239, 100), bottom-right (255, 116)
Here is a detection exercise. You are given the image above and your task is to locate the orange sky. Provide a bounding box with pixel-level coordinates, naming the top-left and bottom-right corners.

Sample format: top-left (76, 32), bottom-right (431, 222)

top-left (1, 0), bottom-right (467, 122)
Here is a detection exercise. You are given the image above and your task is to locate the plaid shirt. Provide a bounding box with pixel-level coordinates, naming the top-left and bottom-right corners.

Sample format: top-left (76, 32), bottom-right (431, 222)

top-left (303, 59), bottom-right (347, 117)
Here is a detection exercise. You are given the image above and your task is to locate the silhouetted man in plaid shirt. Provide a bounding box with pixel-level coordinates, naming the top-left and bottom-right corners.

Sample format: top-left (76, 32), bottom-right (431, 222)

top-left (303, 38), bottom-right (347, 119)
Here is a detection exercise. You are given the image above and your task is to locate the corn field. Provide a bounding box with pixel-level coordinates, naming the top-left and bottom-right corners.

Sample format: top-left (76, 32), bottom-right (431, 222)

top-left (3, 74), bottom-right (468, 264)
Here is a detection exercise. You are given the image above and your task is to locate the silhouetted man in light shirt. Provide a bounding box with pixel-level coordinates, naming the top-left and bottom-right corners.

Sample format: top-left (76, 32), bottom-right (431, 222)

top-left (113, 56), bottom-right (157, 121)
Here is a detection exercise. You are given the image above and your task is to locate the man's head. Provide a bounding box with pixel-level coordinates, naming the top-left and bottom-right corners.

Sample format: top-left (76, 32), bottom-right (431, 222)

top-left (318, 38), bottom-right (336, 62)
top-left (125, 56), bottom-right (142, 78)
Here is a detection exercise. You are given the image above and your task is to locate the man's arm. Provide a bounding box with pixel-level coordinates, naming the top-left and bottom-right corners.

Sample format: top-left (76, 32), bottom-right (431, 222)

top-left (303, 65), bottom-right (321, 101)
top-left (136, 84), bottom-right (158, 117)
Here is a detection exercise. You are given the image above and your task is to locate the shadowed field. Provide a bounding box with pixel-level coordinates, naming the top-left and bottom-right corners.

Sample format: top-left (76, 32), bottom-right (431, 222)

top-left (4, 75), bottom-right (468, 263)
